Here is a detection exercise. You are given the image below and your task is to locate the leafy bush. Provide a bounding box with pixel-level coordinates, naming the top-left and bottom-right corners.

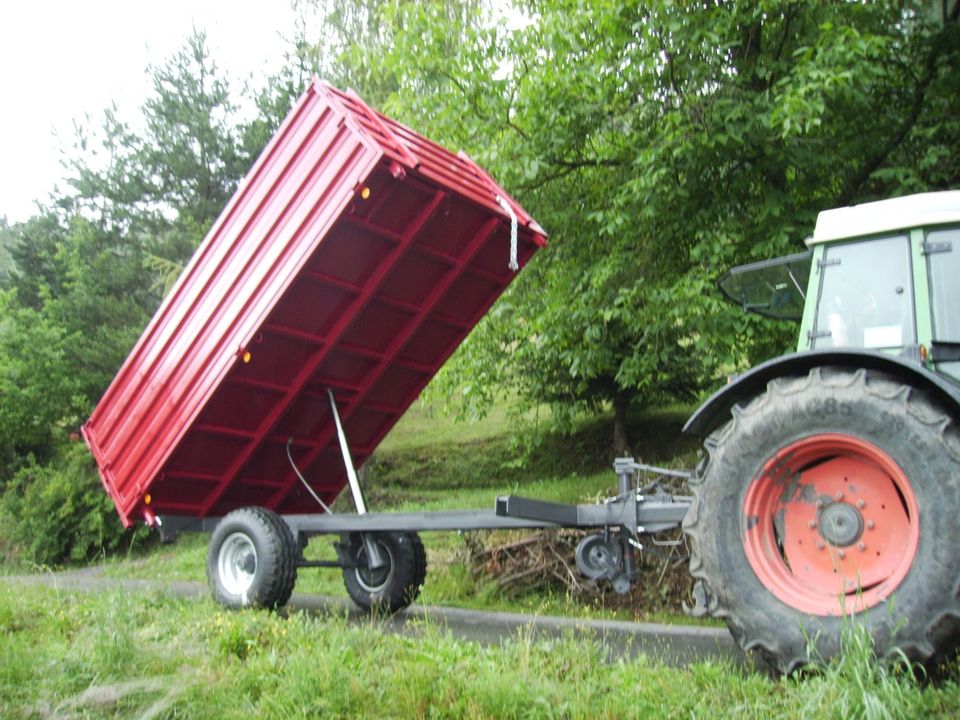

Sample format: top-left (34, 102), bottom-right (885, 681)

top-left (0, 442), bottom-right (138, 565)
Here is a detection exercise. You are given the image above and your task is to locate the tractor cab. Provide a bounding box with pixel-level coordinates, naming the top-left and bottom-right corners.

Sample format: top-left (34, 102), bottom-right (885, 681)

top-left (720, 191), bottom-right (960, 382)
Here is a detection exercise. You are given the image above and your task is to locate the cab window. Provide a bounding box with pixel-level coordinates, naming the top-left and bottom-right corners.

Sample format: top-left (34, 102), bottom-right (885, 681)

top-left (812, 235), bottom-right (914, 350)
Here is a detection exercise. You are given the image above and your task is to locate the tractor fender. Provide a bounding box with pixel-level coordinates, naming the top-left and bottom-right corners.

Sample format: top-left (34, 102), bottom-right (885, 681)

top-left (683, 348), bottom-right (960, 438)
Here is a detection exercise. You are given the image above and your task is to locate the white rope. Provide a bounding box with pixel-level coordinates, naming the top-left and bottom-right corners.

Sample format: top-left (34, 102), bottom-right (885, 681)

top-left (496, 195), bottom-right (519, 271)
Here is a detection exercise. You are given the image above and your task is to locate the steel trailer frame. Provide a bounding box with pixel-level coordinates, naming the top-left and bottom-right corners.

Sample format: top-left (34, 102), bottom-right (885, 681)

top-left (163, 390), bottom-right (693, 593)
top-left (158, 456), bottom-right (693, 596)
top-left (162, 392), bottom-right (691, 559)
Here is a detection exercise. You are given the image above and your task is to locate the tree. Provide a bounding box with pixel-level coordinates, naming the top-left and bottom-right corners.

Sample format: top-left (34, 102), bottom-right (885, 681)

top-left (67, 29), bottom-right (249, 287)
top-left (378, 0), bottom-right (959, 455)
top-left (0, 218), bottom-right (14, 285)
top-left (5, 212), bottom-right (69, 308)
top-left (0, 31), bottom-right (256, 560)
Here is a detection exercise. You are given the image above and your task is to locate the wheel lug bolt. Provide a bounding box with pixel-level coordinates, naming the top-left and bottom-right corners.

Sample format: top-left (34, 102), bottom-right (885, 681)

top-left (856, 499), bottom-right (865, 509)
top-left (816, 499), bottom-right (825, 509)
top-left (808, 520), bottom-right (817, 529)
top-left (834, 491), bottom-right (844, 501)
top-left (866, 520), bottom-right (875, 530)
top-left (858, 542), bottom-right (866, 551)
top-left (838, 549), bottom-right (846, 559)
top-left (817, 541), bottom-right (825, 550)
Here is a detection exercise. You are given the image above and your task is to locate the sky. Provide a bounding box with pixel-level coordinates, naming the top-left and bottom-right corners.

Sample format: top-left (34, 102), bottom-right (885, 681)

top-left (0, 1), bottom-right (302, 224)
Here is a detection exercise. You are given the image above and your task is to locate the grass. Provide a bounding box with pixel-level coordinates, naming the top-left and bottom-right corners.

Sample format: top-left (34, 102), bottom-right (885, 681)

top-left (374, 396), bottom-right (526, 453)
top-left (2, 581), bottom-right (958, 719)
top-left (6, 400), bottom-right (960, 717)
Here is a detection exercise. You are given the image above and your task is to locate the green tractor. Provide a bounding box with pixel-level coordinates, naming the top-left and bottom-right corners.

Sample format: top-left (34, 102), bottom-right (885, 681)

top-left (683, 190), bottom-right (960, 672)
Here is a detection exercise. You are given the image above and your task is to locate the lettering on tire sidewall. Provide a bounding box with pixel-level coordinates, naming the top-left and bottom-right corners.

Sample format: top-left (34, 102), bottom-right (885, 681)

top-left (804, 398), bottom-right (852, 417)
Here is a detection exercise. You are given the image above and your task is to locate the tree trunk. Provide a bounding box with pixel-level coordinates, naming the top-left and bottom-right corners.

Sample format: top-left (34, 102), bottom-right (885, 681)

top-left (612, 392), bottom-right (632, 458)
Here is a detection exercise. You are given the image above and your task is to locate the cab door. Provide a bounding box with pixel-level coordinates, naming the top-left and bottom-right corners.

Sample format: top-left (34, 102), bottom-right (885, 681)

top-left (925, 227), bottom-right (960, 382)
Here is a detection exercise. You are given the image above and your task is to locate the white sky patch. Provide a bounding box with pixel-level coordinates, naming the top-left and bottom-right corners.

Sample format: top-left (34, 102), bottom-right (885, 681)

top-left (0, 1), bottom-right (298, 223)
top-left (490, 5), bottom-right (534, 83)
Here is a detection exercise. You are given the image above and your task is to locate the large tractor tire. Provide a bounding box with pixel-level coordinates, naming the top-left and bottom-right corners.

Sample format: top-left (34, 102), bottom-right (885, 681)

top-left (341, 531), bottom-right (427, 613)
top-left (207, 507), bottom-right (299, 610)
top-left (684, 367), bottom-right (960, 673)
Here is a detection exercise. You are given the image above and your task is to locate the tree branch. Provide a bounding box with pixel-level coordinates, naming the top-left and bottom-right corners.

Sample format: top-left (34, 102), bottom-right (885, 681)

top-left (546, 157), bottom-right (626, 170)
top-left (837, 26), bottom-right (950, 205)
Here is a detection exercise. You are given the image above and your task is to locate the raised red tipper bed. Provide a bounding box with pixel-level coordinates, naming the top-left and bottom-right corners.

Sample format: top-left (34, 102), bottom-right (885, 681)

top-left (83, 79), bottom-right (547, 528)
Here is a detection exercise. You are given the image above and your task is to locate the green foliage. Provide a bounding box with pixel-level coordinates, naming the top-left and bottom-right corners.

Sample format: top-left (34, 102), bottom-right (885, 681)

top-left (0, 443), bottom-right (139, 565)
top-left (0, 293), bottom-right (84, 474)
top-left (0, 219), bottom-right (15, 286)
top-left (0, 212), bottom-right (151, 476)
top-left (4, 212), bottom-right (69, 308)
top-left (377, 0), bottom-right (960, 450)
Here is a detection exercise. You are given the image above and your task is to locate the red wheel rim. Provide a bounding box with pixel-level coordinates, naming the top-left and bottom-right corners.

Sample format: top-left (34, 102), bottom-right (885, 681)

top-left (742, 433), bottom-right (919, 616)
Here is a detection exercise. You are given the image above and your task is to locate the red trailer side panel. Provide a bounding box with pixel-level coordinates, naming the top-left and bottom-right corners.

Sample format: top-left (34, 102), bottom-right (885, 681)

top-left (83, 80), bottom-right (546, 527)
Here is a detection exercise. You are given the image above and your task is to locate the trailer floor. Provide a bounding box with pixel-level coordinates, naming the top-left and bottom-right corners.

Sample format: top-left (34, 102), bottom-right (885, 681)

top-left (3, 567), bottom-right (744, 668)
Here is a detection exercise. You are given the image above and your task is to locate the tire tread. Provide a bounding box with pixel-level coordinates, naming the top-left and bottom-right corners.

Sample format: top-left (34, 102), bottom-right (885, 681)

top-left (684, 366), bottom-right (960, 673)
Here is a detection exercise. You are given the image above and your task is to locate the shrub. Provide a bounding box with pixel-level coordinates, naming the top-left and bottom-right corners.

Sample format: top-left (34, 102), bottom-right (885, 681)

top-left (0, 441), bottom-right (139, 565)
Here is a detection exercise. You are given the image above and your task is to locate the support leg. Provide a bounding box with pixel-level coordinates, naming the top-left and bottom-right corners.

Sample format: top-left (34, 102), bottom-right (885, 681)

top-left (328, 389), bottom-right (386, 569)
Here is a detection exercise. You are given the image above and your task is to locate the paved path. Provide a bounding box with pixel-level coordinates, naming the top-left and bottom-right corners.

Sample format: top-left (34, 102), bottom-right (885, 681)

top-left (5, 568), bottom-right (745, 668)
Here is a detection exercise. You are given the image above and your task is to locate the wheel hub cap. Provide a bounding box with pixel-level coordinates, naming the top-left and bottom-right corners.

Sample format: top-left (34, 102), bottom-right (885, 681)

top-left (355, 540), bottom-right (395, 593)
top-left (218, 532), bottom-right (258, 596)
top-left (818, 502), bottom-right (864, 547)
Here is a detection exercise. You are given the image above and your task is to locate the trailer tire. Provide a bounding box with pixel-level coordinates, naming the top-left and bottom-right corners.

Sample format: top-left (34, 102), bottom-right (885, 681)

top-left (342, 532), bottom-right (426, 613)
top-left (684, 367), bottom-right (960, 673)
top-left (207, 507), bottom-right (298, 610)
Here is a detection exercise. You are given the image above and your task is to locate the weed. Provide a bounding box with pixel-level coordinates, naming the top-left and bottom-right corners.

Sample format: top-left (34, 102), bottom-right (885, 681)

top-left (793, 623), bottom-right (926, 720)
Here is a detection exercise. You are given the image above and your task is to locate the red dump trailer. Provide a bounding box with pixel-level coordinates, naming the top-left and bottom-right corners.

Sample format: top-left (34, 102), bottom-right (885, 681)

top-left (83, 79), bottom-right (546, 527)
top-left (83, 79), bottom-right (689, 617)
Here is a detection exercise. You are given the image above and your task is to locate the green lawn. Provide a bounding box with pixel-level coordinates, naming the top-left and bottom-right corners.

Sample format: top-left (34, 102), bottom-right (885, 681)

top-left (6, 400), bottom-right (960, 718)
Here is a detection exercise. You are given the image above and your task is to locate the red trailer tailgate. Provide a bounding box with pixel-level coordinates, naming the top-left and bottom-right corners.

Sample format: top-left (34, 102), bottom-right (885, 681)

top-left (82, 80), bottom-right (546, 527)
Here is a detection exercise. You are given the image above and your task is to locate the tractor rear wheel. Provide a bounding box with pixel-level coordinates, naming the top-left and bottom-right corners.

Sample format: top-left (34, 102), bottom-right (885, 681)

top-left (684, 367), bottom-right (960, 673)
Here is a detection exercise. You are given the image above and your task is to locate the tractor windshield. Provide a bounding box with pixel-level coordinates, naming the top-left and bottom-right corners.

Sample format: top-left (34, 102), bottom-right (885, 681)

top-left (718, 250), bottom-right (811, 321)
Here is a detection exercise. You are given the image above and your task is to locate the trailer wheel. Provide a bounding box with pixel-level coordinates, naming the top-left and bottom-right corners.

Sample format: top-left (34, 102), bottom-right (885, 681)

top-left (684, 367), bottom-right (960, 673)
top-left (342, 532), bottom-right (426, 613)
top-left (207, 507), bottom-right (298, 610)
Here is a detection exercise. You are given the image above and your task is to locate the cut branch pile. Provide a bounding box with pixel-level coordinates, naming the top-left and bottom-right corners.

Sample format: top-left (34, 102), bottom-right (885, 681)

top-left (465, 530), bottom-right (589, 595)
top-left (463, 529), bottom-right (695, 615)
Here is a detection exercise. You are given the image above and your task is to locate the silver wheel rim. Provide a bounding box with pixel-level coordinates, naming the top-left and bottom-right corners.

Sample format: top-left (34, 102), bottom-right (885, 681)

top-left (218, 532), bottom-right (258, 596)
top-left (355, 541), bottom-right (395, 593)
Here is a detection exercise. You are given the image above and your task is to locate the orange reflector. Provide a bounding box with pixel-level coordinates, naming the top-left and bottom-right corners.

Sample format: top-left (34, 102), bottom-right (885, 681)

top-left (360, 186), bottom-right (371, 200)
top-left (242, 351), bottom-right (252, 363)
top-left (144, 494), bottom-right (152, 505)
top-left (920, 344), bottom-right (928, 362)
